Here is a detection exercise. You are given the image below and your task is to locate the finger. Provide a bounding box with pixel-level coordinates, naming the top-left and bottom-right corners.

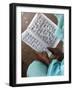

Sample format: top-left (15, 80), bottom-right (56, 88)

top-left (47, 47), bottom-right (56, 55)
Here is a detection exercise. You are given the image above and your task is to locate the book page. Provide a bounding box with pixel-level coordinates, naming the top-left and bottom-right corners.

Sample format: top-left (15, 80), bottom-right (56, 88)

top-left (22, 13), bottom-right (60, 56)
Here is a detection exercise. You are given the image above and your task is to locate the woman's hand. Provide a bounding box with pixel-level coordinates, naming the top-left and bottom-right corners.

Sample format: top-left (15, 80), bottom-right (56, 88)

top-left (35, 51), bottom-right (50, 65)
top-left (35, 47), bottom-right (64, 65)
top-left (47, 47), bottom-right (64, 61)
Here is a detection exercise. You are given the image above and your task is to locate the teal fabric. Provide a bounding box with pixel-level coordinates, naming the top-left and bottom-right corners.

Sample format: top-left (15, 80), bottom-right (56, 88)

top-left (55, 14), bottom-right (64, 28)
top-left (47, 59), bottom-right (64, 76)
top-left (54, 14), bottom-right (64, 41)
top-left (27, 59), bottom-right (64, 77)
top-left (27, 60), bottom-right (48, 77)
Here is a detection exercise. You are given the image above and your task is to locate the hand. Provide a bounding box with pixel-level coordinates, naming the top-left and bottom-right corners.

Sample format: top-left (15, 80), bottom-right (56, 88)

top-left (35, 51), bottom-right (50, 65)
top-left (47, 47), bottom-right (64, 61)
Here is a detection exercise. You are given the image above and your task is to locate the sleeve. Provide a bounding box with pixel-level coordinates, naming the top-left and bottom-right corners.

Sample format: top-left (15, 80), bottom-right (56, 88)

top-left (47, 59), bottom-right (64, 76)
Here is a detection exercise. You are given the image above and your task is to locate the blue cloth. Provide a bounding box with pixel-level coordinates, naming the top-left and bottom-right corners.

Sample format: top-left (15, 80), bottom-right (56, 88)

top-left (54, 14), bottom-right (64, 28)
top-left (47, 59), bottom-right (64, 76)
top-left (27, 60), bottom-right (48, 77)
top-left (27, 60), bottom-right (64, 77)
top-left (54, 14), bottom-right (64, 41)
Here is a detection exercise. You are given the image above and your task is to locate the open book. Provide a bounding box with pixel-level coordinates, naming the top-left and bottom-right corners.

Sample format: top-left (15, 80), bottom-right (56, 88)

top-left (22, 13), bottom-right (60, 56)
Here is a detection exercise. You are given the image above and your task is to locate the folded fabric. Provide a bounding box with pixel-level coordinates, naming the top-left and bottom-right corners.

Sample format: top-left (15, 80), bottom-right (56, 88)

top-left (27, 59), bottom-right (64, 77)
top-left (47, 59), bottom-right (64, 76)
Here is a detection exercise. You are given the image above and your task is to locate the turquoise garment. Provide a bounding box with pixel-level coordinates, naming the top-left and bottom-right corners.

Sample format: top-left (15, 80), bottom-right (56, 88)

top-left (27, 60), bottom-right (48, 77)
top-left (47, 59), bottom-right (64, 76)
top-left (55, 14), bottom-right (64, 28)
top-left (27, 60), bottom-right (64, 77)
top-left (54, 14), bottom-right (64, 41)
